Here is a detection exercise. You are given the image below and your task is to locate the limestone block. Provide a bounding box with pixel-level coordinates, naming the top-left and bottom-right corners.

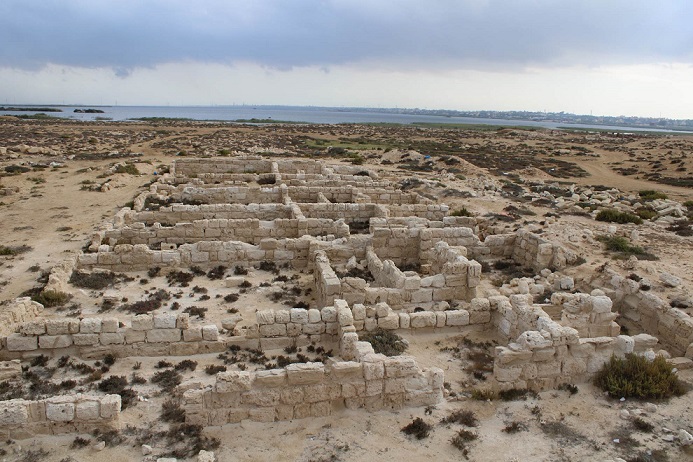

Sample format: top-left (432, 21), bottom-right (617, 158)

top-left (0, 400), bottom-right (29, 425)
top-left (6, 334), bottom-right (38, 351)
top-left (435, 312), bottom-right (446, 328)
top-left (469, 310), bottom-right (491, 324)
top-left (146, 329), bottom-right (182, 343)
top-left (183, 326), bottom-right (203, 342)
top-left (307, 309), bottom-right (322, 323)
top-left (176, 314), bottom-right (190, 329)
top-left (80, 318), bottom-right (102, 334)
top-left (259, 324), bottom-right (287, 338)
top-left (286, 362), bottom-right (325, 385)
top-left (470, 298), bottom-right (491, 311)
top-left (75, 400), bottom-right (100, 421)
top-left (46, 398), bottom-right (75, 422)
top-left (100, 394), bottom-right (121, 419)
top-left (445, 310), bottom-right (469, 326)
top-left (375, 303), bottom-right (390, 318)
top-left (351, 304), bottom-right (366, 321)
top-left (20, 320), bottom-right (46, 336)
top-left (303, 323), bottom-right (325, 335)
top-left (216, 371), bottom-right (254, 392)
top-left (202, 325), bottom-right (219, 341)
top-left (38, 335), bottom-right (73, 349)
top-left (275, 310), bottom-right (291, 323)
top-left (72, 333), bottom-right (99, 346)
top-left (153, 313), bottom-right (177, 329)
top-left (242, 389), bottom-right (280, 407)
top-left (45, 319), bottom-right (79, 336)
top-left (399, 313), bottom-right (410, 329)
top-left (532, 347), bottom-right (556, 362)
top-left (409, 312), bottom-right (436, 328)
top-left (99, 332), bottom-right (125, 345)
top-left (101, 317), bottom-right (119, 333)
top-left (337, 305), bottom-right (354, 327)
top-left (131, 314), bottom-right (154, 331)
top-left (290, 308), bottom-right (309, 324)
top-left (321, 306), bottom-right (337, 322)
top-left (591, 296), bottom-right (613, 314)
top-left (255, 369), bottom-right (287, 387)
top-left (632, 333), bottom-right (659, 351)
top-left (378, 314), bottom-right (399, 330)
top-left (411, 289), bottom-right (433, 304)
top-left (493, 364), bottom-right (522, 382)
top-left (384, 357), bottom-right (419, 378)
top-left (256, 310), bottom-right (275, 325)
top-left (517, 331), bottom-right (553, 350)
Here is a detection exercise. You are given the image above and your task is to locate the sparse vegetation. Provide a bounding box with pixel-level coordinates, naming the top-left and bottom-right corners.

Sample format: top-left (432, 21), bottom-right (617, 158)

top-left (359, 328), bottom-right (408, 356)
top-left (32, 290), bottom-right (71, 307)
top-left (401, 417), bottom-right (432, 439)
top-left (441, 410), bottom-right (478, 427)
top-left (596, 209), bottom-right (643, 225)
top-left (450, 207), bottom-right (473, 217)
top-left (597, 235), bottom-right (657, 260)
top-left (638, 190), bottom-right (667, 201)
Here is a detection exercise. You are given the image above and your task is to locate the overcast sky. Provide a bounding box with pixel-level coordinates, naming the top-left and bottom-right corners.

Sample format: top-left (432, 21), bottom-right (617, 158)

top-left (1, 0), bottom-right (692, 118)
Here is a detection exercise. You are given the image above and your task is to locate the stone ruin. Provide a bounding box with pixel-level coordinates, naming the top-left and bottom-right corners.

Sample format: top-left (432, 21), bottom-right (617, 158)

top-left (1, 156), bottom-right (692, 437)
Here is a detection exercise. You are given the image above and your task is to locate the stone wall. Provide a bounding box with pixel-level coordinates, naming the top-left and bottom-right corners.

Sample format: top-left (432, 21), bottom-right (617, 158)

top-left (597, 268), bottom-right (693, 357)
top-left (314, 251), bottom-right (342, 308)
top-left (339, 245), bottom-right (479, 309)
top-left (104, 218), bottom-right (348, 246)
top-left (0, 313), bottom-right (225, 360)
top-left (0, 298), bottom-right (43, 337)
top-left (0, 394), bottom-right (121, 438)
top-left (78, 238), bottom-right (315, 272)
top-left (125, 204), bottom-right (294, 225)
top-left (182, 299), bottom-right (443, 425)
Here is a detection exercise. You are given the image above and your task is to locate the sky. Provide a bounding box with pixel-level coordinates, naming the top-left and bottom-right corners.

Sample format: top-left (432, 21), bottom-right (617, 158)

top-left (1, 0), bottom-right (693, 118)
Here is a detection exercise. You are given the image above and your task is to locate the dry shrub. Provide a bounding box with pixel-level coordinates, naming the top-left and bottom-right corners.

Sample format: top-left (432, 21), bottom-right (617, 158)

top-left (401, 417), bottom-right (432, 439)
top-left (594, 354), bottom-right (686, 399)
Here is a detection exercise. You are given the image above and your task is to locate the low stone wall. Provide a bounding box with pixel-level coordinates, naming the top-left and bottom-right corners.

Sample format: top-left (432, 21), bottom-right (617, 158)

top-left (314, 251), bottom-right (342, 308)
top-left (78, 237), bottom-right (315, 272)
top-left (0, 313), bottom-right (225, 360)
top-left (493, 328), bottom-right (660, 391)
top-left (0, 394), bottom-right (121, 438)
top-left (339, 245), bottom-right (478, 309)
top-left (172, 158), bottom-right (275, 176)
top-left (183, 299), bottom-right (443, 425)
top-left (597, 269), bottom-right (693, 357)
top-left (125, 204), bottom-right (294, 225)
top-left (299, 203), bottom-right (385, 221)
top-left (0, 298), bottom-right (43, 337)
top-left (256, 305), bottom-right (341, 351)
top-left (181, 185), bottom-right (284, 205)
top-left (105, 217), bottom-right (348, 246)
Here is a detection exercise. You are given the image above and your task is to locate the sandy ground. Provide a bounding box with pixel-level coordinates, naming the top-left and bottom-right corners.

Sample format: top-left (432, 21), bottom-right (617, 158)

top-left (1, 119), bottom-right (693, 461)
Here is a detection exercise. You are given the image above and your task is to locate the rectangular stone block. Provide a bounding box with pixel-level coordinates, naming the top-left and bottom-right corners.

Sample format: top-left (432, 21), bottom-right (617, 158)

top-left (445, 310), bottom-right (469, 326)
top-left (45, 319), bottom-right (79, 336)
top-left (101, 317), bottom-right (119, 333)
top-left (153, 313), bottom-right (177, 329)
top-left (202, 325), bottom-right (219, 341)
top-left (286, 362), bottom-right (325, 385)
top-left (146, 329), bottom-right (181, 343)
top-left (183, 326), bottom-right (203, 342)
top-left (75, 400), bottom-right (100, 421)
top-left (72, 333), bottom-right (99, 346)
top-left (20, 320), bottom-right (45, 336)
top-left (6, 334), bottom-right (38, 351)
top-left (100, 333), bottom-right (125, 345)
top-left (131, 314), bottom-right (154, 331)
top-left (38, 335), bottom-right (73, 349)
top-left (124, 329), bottom-right (146, 344)
top-left (80, 318), bottom-right (102, 334)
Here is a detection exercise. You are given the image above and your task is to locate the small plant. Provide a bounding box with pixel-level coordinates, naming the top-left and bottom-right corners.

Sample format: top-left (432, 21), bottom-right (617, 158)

top-left (204, 365), bottom-right (227, 375)
top-left (103, 354), bottom-right (116, 366)
top-left (594, 354), bottom-right (686, 399)
top-left (133, 361), bottom-right (142, 370)
top-left (206, 265), bottom-right (227, 280)
top-left (401, 417), bottom-right (432, 440)
top-left (632, 416), bottom-right (654, 433)
top-left (224, 293), bottom-right (239, 303)
top-left (151, 369), bottom-right (182, 392)
top-left (450, 428), bottom-right (478, 452)
top-left (498, 388), bottom-right (536, 401)
top-left (30, 355), bottom-right (49, 367)
top-left (0, 244), bottom-right (32, 256)
top-left (450, 207), bottom-right (473, 217)
top-left (635, 208), bottom-right (657, 220)
top-left (147, 267), bottom-right (161, 278)
top-left (161, 399), bottom-right (186, 423)
top-left (234, 266), bottom-right (248, 275)
top-left (175, 359), bottom-right (198, 372)
top-left (156, 360), bottom-right (173, 369)
top-left (471, 388), bottom-right (496, 401)
top-left (596, 209), bottom-right (643, 225)
top-left (113, 164), bottom-right (140, 175)
top-left (359, 329), bottom-right (408, 356)
top-left (557, 383), bottom-right (579, 395)
top-left (70, 436), bottom-right (90, 449)
top-left (503, 421), bottom-right (527, 433)
top-left (441, 410), bottom-right (478, 427)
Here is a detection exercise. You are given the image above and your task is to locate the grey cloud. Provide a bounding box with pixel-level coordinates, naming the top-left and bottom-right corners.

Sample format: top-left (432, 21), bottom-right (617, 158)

top-left (1, 0), bottom-right (691, 72)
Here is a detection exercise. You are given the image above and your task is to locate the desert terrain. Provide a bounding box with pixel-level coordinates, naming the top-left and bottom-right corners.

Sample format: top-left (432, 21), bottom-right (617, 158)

top-left (0, 117), bottom-right (692, 462)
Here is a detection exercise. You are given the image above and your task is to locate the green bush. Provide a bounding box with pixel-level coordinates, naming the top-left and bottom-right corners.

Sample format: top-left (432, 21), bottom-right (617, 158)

top-left (594, 354), bottom-right (686, 399)
top-left (450, 207), bottom-right (473, 217)
top-left (634, 208), bottom-right (657, 220)
top-left (113, 164), bottom-right (140, 175)
top-left (596, 235), bottom-right (656, 260)
top-left (596, 209), bottom-right (643, 225)
top-left (638, 190), bottom-right (667, 201)
top-left (32, 290), bottom-right (71, 307)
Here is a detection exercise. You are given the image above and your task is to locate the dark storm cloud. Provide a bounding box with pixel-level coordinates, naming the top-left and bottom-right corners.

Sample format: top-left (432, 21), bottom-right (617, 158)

top-left (1, 0), bottom-right (691, 71)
